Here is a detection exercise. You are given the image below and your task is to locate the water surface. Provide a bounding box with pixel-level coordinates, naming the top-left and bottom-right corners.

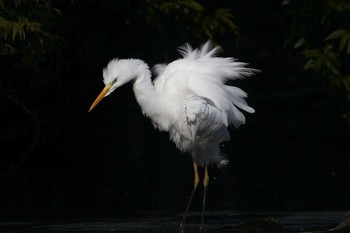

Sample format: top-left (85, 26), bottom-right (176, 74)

top-left (1, 211), bottom-right (347, 233)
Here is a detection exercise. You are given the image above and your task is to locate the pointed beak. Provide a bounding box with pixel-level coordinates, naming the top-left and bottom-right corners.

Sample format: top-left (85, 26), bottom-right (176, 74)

top-left (88, 83), bottom-right (112, 112)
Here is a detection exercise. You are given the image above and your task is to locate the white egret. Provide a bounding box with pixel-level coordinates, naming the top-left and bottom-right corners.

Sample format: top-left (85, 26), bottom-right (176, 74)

top-left (89, 41), bottom-right (256, 232)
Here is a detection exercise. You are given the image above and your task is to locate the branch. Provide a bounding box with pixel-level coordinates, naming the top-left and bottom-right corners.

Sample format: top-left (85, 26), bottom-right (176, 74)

top-left (1, 90), bottom-right (41, 176)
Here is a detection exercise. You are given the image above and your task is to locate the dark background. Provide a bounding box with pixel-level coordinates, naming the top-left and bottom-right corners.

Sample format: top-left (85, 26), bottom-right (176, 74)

top-left (1, 0), bottom-right (349, 220)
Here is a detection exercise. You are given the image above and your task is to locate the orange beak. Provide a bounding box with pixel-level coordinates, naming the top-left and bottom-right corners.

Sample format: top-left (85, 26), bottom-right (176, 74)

top-left (88, 83), bottom-right (112, 112)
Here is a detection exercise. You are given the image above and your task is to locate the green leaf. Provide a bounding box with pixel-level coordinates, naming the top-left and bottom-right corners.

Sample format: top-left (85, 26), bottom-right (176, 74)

top-left (304, 59), bottom-right (316, 70)
top-left (294, 38), bottom-right (305, 48)
top-left (339, 35), bottom-right (348, 52)
top-left (185, 0), bottom-right (203, 12)
top-left (216, 9), bottom-right (239, 33)
top-left (325, 29), bottom-right (347, 41)
top-left (326, 61), bottom-right (341, 76)
top-left (0, 41), bottom-right (16, 55)
top-left (303, 49), bottom-right (322, 57)
top-left (11, 22), bottom-right (25, 40)
top-left (343, 76), bottom-right (350, 93)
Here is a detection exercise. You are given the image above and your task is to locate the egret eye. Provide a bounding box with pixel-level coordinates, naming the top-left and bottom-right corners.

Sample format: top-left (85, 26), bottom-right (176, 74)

top-left (111, 79), bottom-right (117, 85)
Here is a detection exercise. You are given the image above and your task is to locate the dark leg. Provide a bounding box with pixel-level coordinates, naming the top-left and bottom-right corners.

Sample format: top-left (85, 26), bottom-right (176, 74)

top-left (200, 165), bottom-right (209, 232)
top-left (179, 161), bottom-right (199, 233)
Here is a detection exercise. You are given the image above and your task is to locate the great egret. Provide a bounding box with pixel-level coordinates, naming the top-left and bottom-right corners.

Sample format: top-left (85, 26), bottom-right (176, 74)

top-left (89, 41), bottom-right (256, 232)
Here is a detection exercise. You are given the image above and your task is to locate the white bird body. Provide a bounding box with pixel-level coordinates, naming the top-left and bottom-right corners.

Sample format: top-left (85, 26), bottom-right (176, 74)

top-left (92, 41), bottom-right (255, 167)
top-left (89, 41), bottom-right (256, 230)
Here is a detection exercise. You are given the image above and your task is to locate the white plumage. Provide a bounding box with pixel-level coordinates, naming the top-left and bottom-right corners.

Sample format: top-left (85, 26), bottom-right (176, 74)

top-left (89, 41), bottom-right (256, 230)
top-left (98, 41), bottom-right (255, 166)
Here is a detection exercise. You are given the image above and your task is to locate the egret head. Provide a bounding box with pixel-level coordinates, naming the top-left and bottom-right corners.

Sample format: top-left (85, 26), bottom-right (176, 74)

top-left (89, 58), bottom-right (148, 112)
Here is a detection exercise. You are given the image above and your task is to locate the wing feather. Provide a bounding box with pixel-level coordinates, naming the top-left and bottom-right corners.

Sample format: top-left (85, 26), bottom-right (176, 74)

top-left (185, 96), bottom-right (229, 167)
top-left (154, 41), bottom-right (256, 168)
top-left (182, 41), bottom-right (256, 128)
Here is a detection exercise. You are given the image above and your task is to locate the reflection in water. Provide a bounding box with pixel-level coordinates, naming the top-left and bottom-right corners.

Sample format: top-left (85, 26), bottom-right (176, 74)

top-left (1, 211), bottom-right (348, 232)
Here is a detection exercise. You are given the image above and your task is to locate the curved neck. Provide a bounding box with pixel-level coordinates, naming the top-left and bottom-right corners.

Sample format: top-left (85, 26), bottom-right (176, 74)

top-left (132, 66), bottom-right (155, 109)
top-left (132, 63), bottom-right (170, 130)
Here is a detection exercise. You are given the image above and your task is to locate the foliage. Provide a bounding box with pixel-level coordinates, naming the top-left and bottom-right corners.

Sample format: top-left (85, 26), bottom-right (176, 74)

top-left (283, 0), bottom-right (350, 98)
top-left (0, 0), bottom-right (60, 175)
top-left (145, 0), bottom-right (239, 42)
top-left (0, 0), bottom-right (60, 62)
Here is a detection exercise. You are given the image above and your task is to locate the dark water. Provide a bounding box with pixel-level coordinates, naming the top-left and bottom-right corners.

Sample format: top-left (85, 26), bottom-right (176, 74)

top-left (1, 211), bottom-right (347, 233)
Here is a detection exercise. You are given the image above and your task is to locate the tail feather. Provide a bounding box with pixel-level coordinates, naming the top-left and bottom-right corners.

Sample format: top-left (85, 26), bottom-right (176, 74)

top-left (226, 86), bottom-right (255, 114)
